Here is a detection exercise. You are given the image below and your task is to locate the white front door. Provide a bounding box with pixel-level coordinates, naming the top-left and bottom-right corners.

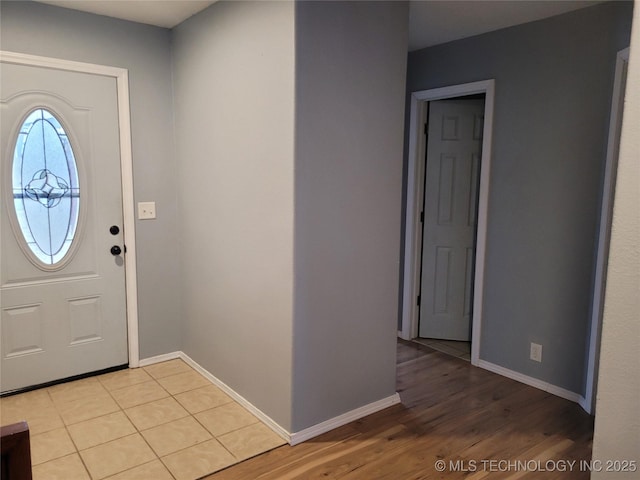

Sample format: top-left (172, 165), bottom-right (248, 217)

top-left (419, 98), bottom-right (484, 341)
top-left (1, 61), bottom-right (128, 393)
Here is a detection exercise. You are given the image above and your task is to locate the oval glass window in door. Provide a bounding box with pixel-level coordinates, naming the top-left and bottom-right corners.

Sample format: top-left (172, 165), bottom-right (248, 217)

top-left (12, 108), bottom-right (80, 267)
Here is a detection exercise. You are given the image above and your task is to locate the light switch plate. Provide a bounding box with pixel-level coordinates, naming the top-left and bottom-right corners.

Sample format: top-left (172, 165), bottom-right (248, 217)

top-left (138, 201), bottom-right (156, 220)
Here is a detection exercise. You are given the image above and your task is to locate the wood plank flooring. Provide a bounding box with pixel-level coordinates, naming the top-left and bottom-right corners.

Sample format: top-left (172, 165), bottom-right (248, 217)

top-left (204, 340), bottom-right (593, 479)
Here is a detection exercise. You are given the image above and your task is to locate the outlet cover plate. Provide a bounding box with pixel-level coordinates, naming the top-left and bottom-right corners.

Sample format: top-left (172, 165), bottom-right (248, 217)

top-left (530, 342), bottom-right (543, 362)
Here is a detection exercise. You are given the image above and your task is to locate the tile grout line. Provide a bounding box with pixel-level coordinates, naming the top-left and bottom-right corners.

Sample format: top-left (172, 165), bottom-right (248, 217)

top-left (146, 362), bottom-right (238, 479)
top-left (11, 360), bottom-right (279, 480)
top-left (129, 370), bottom-right (209, 480)
top-left (55, 374), bottom-right (160, 479)
top-left (145, 362), bottom-right (271, 475)
top-left (135, 362), bottom-right (236, 478)
top-left (43, 387), bottom-right (94, 479)
top-left (111, 367), bottom-right (171, 479)
top-left (155, 368), bottom-right (240, 467)
top-left (88, 376), bottom-right (143, 480)
top-left (97, 368), bottom-right (175, 479)
top-left (187, 405), bottom-right (241, 463)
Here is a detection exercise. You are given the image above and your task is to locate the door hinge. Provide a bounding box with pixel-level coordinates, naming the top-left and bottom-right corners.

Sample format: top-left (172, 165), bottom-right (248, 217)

top-left (417, 295), bottom-right (421, 306)
top-left (420, 211), bottom-right (424, 223)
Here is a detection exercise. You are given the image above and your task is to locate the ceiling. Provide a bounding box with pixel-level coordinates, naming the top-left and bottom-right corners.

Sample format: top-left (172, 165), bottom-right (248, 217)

top-left (408, 1), bottom-right (603, 50)
top-left (37, 0), bottom-right (604, 51)
top-left (37, 1), bottom-right (218, 28)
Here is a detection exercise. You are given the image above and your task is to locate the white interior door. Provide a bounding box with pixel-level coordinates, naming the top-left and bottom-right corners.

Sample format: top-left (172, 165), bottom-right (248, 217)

top-left (1, 61), bottom-right (128, 393)
top-left (419, 98), bottom-right (484, 341)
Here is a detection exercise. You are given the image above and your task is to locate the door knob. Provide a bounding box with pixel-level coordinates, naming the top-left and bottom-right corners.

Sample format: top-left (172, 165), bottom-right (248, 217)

top-left (110, 245), bottom-right (122, 256)
top-left (110, 225), bottom-right (120, 235)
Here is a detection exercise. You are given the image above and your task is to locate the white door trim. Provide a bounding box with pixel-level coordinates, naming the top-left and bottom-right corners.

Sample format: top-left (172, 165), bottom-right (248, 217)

top-left (583, 47), bottom-right (630, 414)
top-left (400, 79), bottom-right (495, 367)
top-left (0, 50), bottom-right (140, 368)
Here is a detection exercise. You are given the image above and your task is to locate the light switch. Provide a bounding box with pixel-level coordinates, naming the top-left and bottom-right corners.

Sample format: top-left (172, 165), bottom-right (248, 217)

top-left (138, 201), bottom-right (156, 220)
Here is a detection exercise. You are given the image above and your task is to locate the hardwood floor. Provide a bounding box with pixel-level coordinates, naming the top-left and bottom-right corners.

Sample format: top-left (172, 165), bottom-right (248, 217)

top-left (205, 340), bottom-right (594, 479)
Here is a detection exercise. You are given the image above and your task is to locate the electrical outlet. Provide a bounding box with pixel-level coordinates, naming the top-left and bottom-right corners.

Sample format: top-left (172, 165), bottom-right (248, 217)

top-left (138, 201), bottom-right (156, 220)
top-left (530, 342), bottom-right (543, 363)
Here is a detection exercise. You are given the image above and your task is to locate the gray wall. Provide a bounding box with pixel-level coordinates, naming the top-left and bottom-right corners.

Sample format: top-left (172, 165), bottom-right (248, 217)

top-left (3, 0), bottom-right (410, 435)
top-left (293, 1), bottom-right (409, 431)
top-left (405, 1), bottom-right (633, 395)
top-left (0, 1), bottom-right (181, 359)
top-left (171, 1), bottom-right (295, 430)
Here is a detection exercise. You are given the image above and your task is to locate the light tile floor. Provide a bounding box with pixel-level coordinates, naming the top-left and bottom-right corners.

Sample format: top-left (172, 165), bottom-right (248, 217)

top-left (413, 338), bottom-right (471, 361)
top-left (0, 359), bottom-right (286, 480)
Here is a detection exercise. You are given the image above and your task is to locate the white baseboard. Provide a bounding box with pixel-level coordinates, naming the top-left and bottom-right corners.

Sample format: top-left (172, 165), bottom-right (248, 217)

top-left (138, 351), bottom-right (182, 367)
top-left (477, 359), bottom-right (585, 405)
top-left (139, 351), bottom-right (403, 446)
top-left (578, 395), bottom-right (592, 414)
top-left (289, 393), bottom-right (401, 446)
top-left (139, 350), bottom-right (289, 441)
top-left (177, 352), bottom-right (291, 442)
top-left (397, 330), bottom-right (412, 341)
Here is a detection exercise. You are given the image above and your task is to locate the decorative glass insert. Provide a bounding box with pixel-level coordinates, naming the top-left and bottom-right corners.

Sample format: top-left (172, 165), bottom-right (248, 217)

top-left (12, 108), bottom-right (80, 266)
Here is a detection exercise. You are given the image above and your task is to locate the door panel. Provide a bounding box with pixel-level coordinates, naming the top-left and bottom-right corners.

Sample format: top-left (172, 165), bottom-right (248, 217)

top-left (419, 98), bottom-right (484, 341)
top-left (1, 62), bottom-right (128, 392)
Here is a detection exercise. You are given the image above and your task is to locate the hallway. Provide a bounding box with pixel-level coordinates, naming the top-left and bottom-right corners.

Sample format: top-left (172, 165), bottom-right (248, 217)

top-left (204, 339), bottom-right (594, 479)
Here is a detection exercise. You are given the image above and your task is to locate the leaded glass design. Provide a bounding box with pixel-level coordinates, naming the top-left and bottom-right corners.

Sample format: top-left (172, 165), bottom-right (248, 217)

top-left (12, 108), bottom-right (80, 266)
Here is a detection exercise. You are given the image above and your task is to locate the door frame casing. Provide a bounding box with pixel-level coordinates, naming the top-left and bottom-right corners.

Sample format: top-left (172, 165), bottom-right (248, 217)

top-left (584, 47), bottom-right (630, 414)
top-left (399, 79), bottom-right (495, 367)
top-left (0, 50), bottom-right (140, 367)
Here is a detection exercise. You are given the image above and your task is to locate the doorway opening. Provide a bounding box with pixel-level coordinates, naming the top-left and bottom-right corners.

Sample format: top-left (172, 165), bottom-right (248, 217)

top-left (400, 80), bottom-right (495, 368)
top-left (415, 95), bottom-right (485, 362)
